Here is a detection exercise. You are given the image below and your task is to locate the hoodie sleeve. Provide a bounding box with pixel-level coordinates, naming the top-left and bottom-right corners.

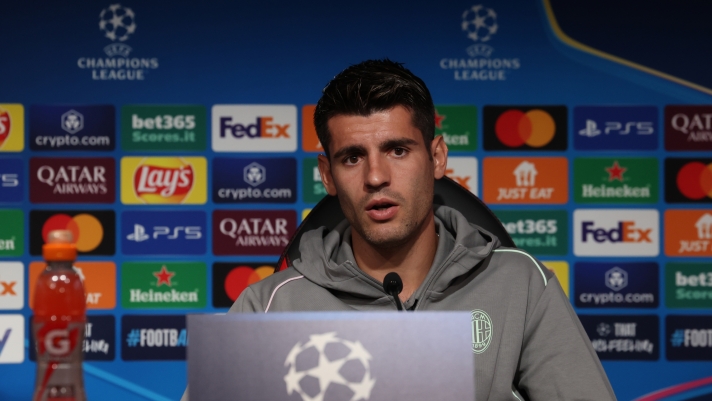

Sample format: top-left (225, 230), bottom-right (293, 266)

top-left (515, 275), bottom-right (617, 401)
top-left (228, 286), bottom-right (264, 313)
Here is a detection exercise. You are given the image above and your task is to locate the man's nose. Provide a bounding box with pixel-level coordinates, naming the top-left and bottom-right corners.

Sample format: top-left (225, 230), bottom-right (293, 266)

top-left (364, 155), bottom-right (390, 190)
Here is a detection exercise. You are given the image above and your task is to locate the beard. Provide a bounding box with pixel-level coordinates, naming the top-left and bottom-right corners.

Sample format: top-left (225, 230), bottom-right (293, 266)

top-left (338, 186), bottom-right (433, 250)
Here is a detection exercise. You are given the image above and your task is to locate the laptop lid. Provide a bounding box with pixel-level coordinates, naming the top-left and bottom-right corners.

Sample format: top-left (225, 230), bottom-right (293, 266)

top-left (187, 312), bottom-right (475, 401)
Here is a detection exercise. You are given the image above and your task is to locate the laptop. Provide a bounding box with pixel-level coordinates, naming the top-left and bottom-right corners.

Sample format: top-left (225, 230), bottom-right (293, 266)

top-left (187, 312), bottom-right (475, 401)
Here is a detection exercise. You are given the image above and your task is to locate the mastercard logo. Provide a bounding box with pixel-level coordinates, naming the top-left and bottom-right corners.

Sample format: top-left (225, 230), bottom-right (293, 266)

top-left (495, 109), bottom-right (556, 148)
top-left (676, 162), bottom-right (712, 200)
top-left (41, 213), bottom-right (104, 253)
top-left (224, 265), bottom-right (273, 301)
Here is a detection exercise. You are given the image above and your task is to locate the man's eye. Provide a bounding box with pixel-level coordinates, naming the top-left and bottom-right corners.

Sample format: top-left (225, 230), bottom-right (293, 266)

top-left (393, 147), bottom-right (406, 156)
top-left (345, 156), bottom-right (359, 165)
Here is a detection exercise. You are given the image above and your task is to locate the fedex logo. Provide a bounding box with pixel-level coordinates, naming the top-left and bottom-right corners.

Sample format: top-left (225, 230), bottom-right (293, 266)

top-left (0, 315), bottom-right (24, 363)
top-left (219, 117), bottom-right (289, 138)
top-left (212, 105), bottom-right (297, 152)
top-left (581, 221), bottom-right (652, 243)
top-left (574, 209), bottom-right (659, 257)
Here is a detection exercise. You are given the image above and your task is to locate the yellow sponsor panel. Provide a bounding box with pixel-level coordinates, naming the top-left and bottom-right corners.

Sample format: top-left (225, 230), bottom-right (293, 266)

top-left (302, 208), bottom-right (312, 221)
top-left (121, 157), bottom-right (207, 204)
top-left (0, 104), bottom-right (24, 152)
top-left (542, 261), bottom-right (569, 298)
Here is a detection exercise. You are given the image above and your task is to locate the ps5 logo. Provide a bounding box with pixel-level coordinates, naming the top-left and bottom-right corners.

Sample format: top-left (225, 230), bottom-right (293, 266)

top-left (1, 174), bottom-right (18, 188)
top-left (579, 120), bottom-right (653, 138)
top-left (126, 224), bottom-right (202, 242)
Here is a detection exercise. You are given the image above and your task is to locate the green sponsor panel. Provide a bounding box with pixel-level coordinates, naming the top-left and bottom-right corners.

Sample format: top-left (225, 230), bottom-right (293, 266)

top-left (121, 105), bottom-right (207, 151)
top-left (0, 210), bottom-right (23, 257)
top-left (121, 262), bottom-right (206, 309)
top-left (666, 263), bottom-right (712, 308)
top-left (435, 105), bottom-right (477, 151)
top-left (574, 157), bottom-right (658, 204)
top-left (302, 158), bottom-right (328, 203)
top-left (494, 210), bottom-right (567, 255)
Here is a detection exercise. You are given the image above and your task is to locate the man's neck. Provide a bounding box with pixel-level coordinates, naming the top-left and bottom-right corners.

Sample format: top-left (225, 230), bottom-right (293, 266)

top-left (351, 213), bottom-right (439, 302)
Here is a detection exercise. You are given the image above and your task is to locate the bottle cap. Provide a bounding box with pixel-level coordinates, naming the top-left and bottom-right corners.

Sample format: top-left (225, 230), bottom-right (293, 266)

top-left (42, 229), bottom-right (77, 261)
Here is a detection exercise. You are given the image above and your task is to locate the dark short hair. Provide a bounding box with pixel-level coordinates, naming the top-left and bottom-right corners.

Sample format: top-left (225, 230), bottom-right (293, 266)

top-left (314, 59), bottom-right (435, 158)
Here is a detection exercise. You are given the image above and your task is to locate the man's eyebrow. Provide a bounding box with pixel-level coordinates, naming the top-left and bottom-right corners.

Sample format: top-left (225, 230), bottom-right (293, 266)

top-left (379, 138), bottom-right (419, 150)
top-left (332, 144), bottom-right (367, 160)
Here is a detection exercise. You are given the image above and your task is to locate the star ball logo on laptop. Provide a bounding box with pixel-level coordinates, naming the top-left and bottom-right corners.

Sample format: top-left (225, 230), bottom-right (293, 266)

top-left (494, 210), bottom-right (567, 255)
top-left (121, 211), bottom-right (206, 255)
top-left (666, 263), bottom-right (712, 308)
top-left (665, 158), bottom-right (712, 203)
top-left (212, 105), bottom-right (297, 152)
top-left (574, 157), bottom-right (658, 204)
top-left (0, 210), bottom-right (23, 257)
top-left (573, 106), bottom-right (657, 150)
top-left (284, 332), bottom-right (376, 401)
top-left (30, 315), bottom-right (115, 361)
top-left (573, 209), bottom-right (659, 257)
top-left (578, 315), bottom-right (658, 360)
top-left (29, 210), bottom-right (115, 256)
top-left (120, 157), bottom-right (207, 204)
top-left (0, 158), bottom-right (23, 203)
top-left (212, 263), bottom-right (275, 308)
top-left (666, 315), bottom-right (712, 360)
top-left (665, 105), bottom-right (712, 151)
top-left (29, 262), bottom-right (116, 309)
top-left (575, 262), bottom-right (658, 308)
top-left (121, 262), bottom-right (206, 309)
top-left (121, 105), bottom-right (207, 151)
top-left (435, 105), bottom-right (477, 151)
top-left (30, 157), bottom-right (115, 204)
top-left (213, 157), bottom-right (296, 204)
top-left (664, 210), bottom-right (712, 257)
top-left (483, 106), bottom-right (566, 151)
top-left (213, 210), bottom-right (296, 255)
top-left (0, 104), bottom-right (24, 152)
top-left (121, 315), bottom-right (186, 361)
top-left (29, 105), bottom-right (115, 151)
top-left (483, 157), bottom-right (568, 204)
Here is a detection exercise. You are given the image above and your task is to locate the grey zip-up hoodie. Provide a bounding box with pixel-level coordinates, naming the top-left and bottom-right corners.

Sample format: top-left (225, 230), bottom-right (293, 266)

top-left (186, 206), bottom-right (616, 401)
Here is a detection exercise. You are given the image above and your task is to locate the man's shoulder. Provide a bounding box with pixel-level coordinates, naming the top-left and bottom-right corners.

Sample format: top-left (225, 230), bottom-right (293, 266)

top-left (244, 267), bottom-right (311, 301)
top-left (486, 246), bottom-right (555, 290)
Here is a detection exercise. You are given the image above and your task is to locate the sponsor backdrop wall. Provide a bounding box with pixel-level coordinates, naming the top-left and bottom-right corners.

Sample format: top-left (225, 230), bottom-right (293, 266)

top-left (1, 0), bottom-right (711, 400)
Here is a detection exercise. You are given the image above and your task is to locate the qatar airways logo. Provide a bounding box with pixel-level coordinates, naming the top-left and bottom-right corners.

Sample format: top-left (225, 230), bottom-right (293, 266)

top-left (31, 158), bottom-right (115, 203)
top-left (574, 209), bottom-right (659, 257)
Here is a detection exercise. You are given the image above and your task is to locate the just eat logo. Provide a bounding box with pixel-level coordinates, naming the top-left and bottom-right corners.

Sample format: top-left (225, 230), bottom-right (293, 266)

top-left (574, 209), bottom-right (659, 257)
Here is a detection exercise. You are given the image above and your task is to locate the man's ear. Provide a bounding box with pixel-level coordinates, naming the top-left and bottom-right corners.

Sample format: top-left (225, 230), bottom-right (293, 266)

top-left (317, 154), bottom-right (338, 196)
top-left (431, 135), bottom-right (448, 179)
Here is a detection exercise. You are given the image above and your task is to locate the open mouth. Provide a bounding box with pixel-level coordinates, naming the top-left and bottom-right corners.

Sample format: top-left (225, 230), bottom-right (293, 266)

top-left (365, 199), bottom-right (399, 220)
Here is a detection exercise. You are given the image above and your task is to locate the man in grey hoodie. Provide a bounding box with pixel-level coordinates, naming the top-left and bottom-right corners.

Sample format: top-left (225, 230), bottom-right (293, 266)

top-left (184, 60), bottom-right (616, 401)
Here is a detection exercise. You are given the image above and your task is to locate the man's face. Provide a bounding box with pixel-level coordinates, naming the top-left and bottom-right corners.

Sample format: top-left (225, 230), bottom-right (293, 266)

top-left (318, 106), bottom-right (447, 248)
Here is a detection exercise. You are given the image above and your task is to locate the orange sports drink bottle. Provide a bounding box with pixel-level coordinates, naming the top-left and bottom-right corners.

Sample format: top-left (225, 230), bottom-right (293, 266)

top-left (32, 230), bottom-right (87, 401)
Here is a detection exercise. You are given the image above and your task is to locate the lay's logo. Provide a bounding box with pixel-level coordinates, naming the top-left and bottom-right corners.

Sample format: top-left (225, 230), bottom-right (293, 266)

top-left (212, 105), bottom-right (297, 152)
top-left (121, 157), bottom-right (207, 204)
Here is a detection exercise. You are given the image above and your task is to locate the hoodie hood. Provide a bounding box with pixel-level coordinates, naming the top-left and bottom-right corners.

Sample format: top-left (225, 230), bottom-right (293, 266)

top-left (291, 205), bottom-right (500, 305)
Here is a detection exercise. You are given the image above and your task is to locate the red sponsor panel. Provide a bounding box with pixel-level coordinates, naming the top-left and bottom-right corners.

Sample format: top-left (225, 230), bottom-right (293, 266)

top-left (30, 158), bottom-right (115, 203)
top-left (665, 106), bottom-right (712, 151)
top-left (213, 210), bottom-right (296, 255)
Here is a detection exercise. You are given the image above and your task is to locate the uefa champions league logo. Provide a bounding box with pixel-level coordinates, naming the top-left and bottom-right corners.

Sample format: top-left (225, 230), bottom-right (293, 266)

top-left (284, 332), bottom-right (376, 401)
top-left (99, 4), bottom-right (136, 42)
top-left (462, 5), bottom-right (498, 58)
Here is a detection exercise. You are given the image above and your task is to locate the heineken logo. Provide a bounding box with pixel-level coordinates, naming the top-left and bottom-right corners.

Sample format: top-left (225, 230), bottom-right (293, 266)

top-left (575, 158), bottom-right (658, 204)
top-left (434, 105), bottom-right (477, 151)
top-left (122, 262), bottom-right (206, 309)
